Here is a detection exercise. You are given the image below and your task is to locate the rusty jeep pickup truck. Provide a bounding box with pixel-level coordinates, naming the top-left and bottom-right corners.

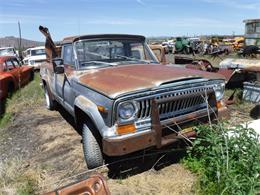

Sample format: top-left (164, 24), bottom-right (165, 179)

top-left (39, 26), bottom-right (228, 169)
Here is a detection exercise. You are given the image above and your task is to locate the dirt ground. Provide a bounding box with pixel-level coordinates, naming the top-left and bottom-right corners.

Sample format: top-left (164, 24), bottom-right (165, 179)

top-left (0, 101), bottom-right (197, 194)
top-left (0, 94), bottom-right (256, 195)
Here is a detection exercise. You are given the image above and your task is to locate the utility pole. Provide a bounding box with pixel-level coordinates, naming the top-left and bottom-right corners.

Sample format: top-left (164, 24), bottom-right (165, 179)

top-left (18, 21), bottom-right (22, 89)
top-left (18, 21), bottom-right (22, 60)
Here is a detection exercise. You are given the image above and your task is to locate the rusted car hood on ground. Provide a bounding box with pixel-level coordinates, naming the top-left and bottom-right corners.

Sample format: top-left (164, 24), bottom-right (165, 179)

top-left (78, 64), bottom-right (224, 98)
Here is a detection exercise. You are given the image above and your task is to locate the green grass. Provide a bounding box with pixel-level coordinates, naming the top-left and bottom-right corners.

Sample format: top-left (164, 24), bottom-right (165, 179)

top-left (0, 73), bottom-right (44, 128)
top-left (0, 158), bottom-right (41, 195)
top-left (182, 123), bottom-right (260, 195)
top-left (0, 74), bottom-right (44, 194)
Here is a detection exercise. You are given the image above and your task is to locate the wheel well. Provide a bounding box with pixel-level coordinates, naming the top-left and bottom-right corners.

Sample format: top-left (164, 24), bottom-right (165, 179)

top-left (7, 81), bottom-right (14, 94)
top-left (74, 106), bottom-right (101, 138)
top-left (29, 71), bottom-right (34, 81)
top-left (42, 79), bottom-right (46, 86)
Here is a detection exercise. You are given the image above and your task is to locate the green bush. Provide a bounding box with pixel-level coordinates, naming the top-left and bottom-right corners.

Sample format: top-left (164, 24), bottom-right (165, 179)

top-left (183, 123), bottom-right (260, 195)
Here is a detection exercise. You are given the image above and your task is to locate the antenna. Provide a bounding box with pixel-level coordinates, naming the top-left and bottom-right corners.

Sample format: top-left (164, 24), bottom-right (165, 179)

top-left (78, 16), bottom-right (81, 37)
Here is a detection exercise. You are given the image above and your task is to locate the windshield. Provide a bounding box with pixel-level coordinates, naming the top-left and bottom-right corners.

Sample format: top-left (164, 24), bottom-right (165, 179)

top-left (0, 48), bottom-right (15, 56)
top-left (75, 39), bottom-right (158, 69)
top-left (31, 49), bottom-right (46, 56)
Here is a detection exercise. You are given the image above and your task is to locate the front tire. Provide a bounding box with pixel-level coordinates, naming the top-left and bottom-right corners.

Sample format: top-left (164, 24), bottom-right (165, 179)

top-left (82, 124), bottom-right (103, 169)
top-left (183, 46), bottom-right (190, 54)
top-left (29, 71), bottom-right (34, 81)
top-left (44, 85), bottom-right (56, 110)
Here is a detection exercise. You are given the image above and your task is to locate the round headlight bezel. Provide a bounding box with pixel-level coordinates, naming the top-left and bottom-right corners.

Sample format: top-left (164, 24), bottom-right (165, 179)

top-left (118, 101), bottom-right (138, 121)
top-left (213, 82), bottom-right (225, 101)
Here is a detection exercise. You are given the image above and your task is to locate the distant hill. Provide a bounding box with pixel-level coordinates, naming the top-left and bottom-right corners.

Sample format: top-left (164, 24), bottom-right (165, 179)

top-left (0, 36), bottom-right (44, 49)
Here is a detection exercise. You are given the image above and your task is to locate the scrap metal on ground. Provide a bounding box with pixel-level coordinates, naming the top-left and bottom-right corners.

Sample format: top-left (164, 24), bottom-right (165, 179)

top-left (44, 174), bottom-right (110, 195)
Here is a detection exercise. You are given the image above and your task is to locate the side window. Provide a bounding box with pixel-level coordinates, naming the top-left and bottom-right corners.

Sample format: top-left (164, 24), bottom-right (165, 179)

top-left (151, 48), bottom-right (162, 62)
top-left (12, 59), bottom-right (20, 66)
top-left (63, 44), bottom-right (74, 66)
top-left (5, 60), bottom-right (15, 70)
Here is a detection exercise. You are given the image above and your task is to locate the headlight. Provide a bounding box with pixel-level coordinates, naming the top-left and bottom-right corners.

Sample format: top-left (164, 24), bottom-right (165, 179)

top-left (118, 102), bottom-right (136, 120)
top-left (213, 82), bottom-right (225, 101)
top-left (29, 60), bottom-right (35, 65)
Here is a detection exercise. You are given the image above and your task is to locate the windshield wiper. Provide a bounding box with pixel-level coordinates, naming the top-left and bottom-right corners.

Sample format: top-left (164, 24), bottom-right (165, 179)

top-left (115, 55), bottom-right (156, 64)
top-left (80, 61), bottom-right (117, 67)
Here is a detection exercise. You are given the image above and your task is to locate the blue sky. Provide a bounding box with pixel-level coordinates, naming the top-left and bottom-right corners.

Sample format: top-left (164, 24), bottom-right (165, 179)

top-left (0, 0), bottom-right (259, 41)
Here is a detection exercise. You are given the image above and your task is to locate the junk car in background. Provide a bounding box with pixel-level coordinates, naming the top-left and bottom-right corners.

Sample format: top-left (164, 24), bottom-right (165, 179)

top-left (0, 56), bottom-right (34, 115)
top-left (23, 46), bottom-right (47, 70)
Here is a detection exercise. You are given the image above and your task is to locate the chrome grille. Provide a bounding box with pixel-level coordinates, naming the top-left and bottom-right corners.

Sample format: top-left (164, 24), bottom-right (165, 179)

top-left (136, 86), bottom-right (212, 123)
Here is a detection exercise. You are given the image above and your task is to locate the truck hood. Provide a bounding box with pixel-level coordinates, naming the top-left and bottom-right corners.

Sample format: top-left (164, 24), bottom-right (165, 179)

top-left (23, 55), bottom-right (46, 61)
top-left (78, 64), bottom-right (224, 98)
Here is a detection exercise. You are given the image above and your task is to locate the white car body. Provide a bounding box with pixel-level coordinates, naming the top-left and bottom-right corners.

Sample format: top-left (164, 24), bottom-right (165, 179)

top-left (0, 47), bottom-right (18, 57)
top-left (23, 46), bottom-right (46, 69)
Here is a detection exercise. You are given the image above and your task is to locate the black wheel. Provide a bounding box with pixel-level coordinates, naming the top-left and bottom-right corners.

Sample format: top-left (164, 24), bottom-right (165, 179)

top-left (224, 49), bottom-right (229, 55)
top-left (29, 71), bottom-right (34, 81)
top-left (183, 46), bottom-right (190, 54)
top-left (7, 82), bottom-right (14, 97)
top-left (43, 84), bottom-right (56, 110)
top-left (82, 124), bottom-right (103, 169)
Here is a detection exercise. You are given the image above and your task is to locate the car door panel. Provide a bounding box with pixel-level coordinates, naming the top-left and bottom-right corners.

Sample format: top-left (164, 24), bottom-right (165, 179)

top-left (5, 59), bottom-right (19, 88)
top-left (63, 64), bottom-right (75, 109)
top-left (55, 44), bottom-right (75, 111)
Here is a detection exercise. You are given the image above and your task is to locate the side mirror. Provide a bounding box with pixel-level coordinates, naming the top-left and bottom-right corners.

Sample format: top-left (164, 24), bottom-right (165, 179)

top-left (54, 65), bottom-right (64, 74)
top-left (53, 58), bottom-right (63, 66)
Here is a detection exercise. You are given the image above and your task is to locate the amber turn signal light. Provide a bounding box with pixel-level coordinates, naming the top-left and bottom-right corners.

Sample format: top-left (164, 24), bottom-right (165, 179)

top-left (97, 105), bottom-right (107, 113)
top-left (217, 100), bottom-right (224, 109)
top-left (116, 124), bottom-right (136, 135)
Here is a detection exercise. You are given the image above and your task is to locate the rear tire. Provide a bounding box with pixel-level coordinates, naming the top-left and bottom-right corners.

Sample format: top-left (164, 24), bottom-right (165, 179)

top-left (44, 85), bottom-right (56, 110)
top-left (183, 47), bottom-right (190, 54)
top-left (82, 124), bottom-right (103, 169)
top-left (7, 82), bottom-right (14, 97)
top-left (29, 71), bottom-right (34, 81)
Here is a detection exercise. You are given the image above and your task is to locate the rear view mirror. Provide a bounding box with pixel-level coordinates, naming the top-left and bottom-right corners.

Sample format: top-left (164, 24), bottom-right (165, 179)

top-left (54, 65), bottom-right (64, 74)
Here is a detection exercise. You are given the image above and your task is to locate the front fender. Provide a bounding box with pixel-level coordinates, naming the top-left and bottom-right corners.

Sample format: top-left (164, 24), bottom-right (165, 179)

top-left (74, 95), bottom-right (116, 138)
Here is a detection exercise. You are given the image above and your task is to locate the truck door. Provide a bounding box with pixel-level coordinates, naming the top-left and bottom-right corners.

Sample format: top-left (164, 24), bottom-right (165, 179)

top-left (5, 59), bottom-right (19, 87)
top-left (55, 44), bottom-right (76, 112)
top-left (11, 58), bottom-right (27, 86)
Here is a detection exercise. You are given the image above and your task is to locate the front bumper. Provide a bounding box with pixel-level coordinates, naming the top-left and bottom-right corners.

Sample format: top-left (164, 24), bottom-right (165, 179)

top-left (103, 105), bottom-right (226, 156)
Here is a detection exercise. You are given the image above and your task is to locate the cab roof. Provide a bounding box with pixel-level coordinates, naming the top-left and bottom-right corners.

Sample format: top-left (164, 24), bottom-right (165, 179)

top-left (62, 34), bottom-right (146, 44)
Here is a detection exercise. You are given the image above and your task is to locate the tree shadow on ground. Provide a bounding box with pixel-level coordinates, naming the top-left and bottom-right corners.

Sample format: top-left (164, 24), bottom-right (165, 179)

top-left (250, 104), bottom-right (260, 119)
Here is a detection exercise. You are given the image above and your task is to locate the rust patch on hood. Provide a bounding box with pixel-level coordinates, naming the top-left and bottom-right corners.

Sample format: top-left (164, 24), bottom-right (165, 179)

top-left (78, 64), bottom-right (224, 98)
